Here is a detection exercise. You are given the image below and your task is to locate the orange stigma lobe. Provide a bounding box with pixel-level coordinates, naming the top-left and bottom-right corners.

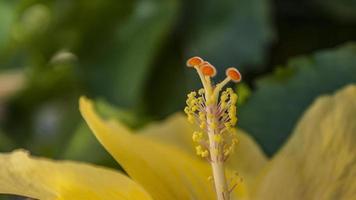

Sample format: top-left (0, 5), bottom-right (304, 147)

top-left (201, 63), bottom-right (216, 77)
top-left (187, 56), bottom-right (204, 67)
top-left (226, 68), bottom-right (241, 82)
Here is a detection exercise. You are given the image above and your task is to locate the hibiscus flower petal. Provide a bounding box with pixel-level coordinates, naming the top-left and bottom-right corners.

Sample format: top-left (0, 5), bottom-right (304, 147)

top-left (80, 97), bottom-right (249, 200)
top-left (140, 113), bottom-right (267, 188)
top-left (0, 149), bottom-right (152, 200)
top-left (253, 85), bottom-right (356, 199)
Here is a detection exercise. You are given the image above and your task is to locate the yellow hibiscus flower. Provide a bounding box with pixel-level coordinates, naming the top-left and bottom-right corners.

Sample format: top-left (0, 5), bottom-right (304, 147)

top-left (0, 84), bottom-right (355, 199)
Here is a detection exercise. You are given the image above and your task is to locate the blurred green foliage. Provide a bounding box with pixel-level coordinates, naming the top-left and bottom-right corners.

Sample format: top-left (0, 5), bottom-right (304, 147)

top-left (61, 99), bottom-right (142, 168)
top-left (0, 2), bottom-right (356, 194)
top-left (315, 0), bottom-right (356, 21)
top-left (1, 0), bottom-right (271, 143)
top-left (186, 0), bottom-right (274, 70)
top-left (239, 43), bottom-right (356, 155)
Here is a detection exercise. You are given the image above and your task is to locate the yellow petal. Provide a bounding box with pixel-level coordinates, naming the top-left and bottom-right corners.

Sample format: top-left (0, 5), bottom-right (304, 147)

top-left (227, 129), bottom-right (267, 187)
top-left (253, 85), bottom-right (356, 200)
top-left (80, 97), bottom-right (249, 200)
top-left (137, 113), bottom-right (193, 154)
top-left (0, 149), bottom-right (152, 200)
top-left (140, 113), bottom-right (267, 189)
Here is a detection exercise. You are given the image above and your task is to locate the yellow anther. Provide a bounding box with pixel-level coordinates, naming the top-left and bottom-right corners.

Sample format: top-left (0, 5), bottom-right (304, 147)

top-left (227, 146), bottom-right (234, 155)
top-left (220, 93), bottom-right (228, 101)
top-left (226, 88), bottom-right (233, 93)
top-left (229, 111), bottom-right (236, 119)
top-left (229, 105), bottom-right (236, 111)
top-left (231, 93), bottom-right (238, 101)
top-left (188, 99), bottom-right (196, 105)
top-left (187, 91), bottom-right (197, 99)
top-left (196, 145), bottom-right (209, 158)
top-left (197, 96), bottom-right (204, 103)
top-left (192, 105), bottom-right (198, 112)
top-left (230, 107), bottom-right (236, 114)
top-left (199, 112), bottom-right (206, 120)
top-left (201, 150), bottom-right (209, 157)
top-left (224, 122), bottom-right (230, 128)
top-left (186, 100), bottom-right (191, 106)
top-left (213, 134), bottom-right (222, 143)
top-left (195, 145), bottom-right (202, 155)
top-left (184, 107), bottom-right (189, 114)
top-left (188, 115), bottom-right (195, 123)
top-left (224, 137), bottom-right (239, 157)
top-left (220, 102), bottom-right (226, 109)
top-left (192, 131), bottom-right (203, 142)
top-left (200, 122), bottom-right (206, 129)
top-left (232, 138), bottom-right (239, 145)
top-left (227, 127), bottom-right (234, 132)
top-left (230, 117), bottom-right (237, 125)
top-left (224, 149), bottom-right (231, 157)
top-left (198, 88), bottom-right (205, 95)
top-left (229, 106), bottom-right (236, 114)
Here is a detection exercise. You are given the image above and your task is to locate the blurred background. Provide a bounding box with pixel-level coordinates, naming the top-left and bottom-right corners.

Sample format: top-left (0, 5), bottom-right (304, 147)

top-left (1, 0), bottom-right (356, 198)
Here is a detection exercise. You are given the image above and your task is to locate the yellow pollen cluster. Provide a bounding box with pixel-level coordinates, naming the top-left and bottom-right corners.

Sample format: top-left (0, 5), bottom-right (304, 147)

top-left (196, 145), bottom-right (209, 158)
top-left (192, 131), bottom-right (203, 142)
top-left (184, 56), bottom-right (242, 162)
top-left (227, 172), bottom-right (244, 193)
top-left (220, 88), bottom-right (238, 131)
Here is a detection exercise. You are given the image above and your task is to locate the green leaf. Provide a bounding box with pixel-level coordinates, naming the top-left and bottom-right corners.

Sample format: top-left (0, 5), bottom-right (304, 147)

top-left (61, 122), bottom-right (118, 168)
top-left (61, 99), bottom-right (142, 167)
top-left (0, 2), bottom-right (13, 43)
top-left (0, 194), bottom-right (27, 200)
top-left (86, 0), bottom-right (180, 109)
top-left (239, 42), bottom-right (356, 155)
top-left (0, 131), bottom-right (14, 151)
top-left (186, 0), bottom-right (274, 71)
top-left (0, 1), bottom-right (16, 65)
top-left (143, 50), bottom-right (189, 118)
top-left (95, 99), bottom-right (146, 128)
top-left (315, 0), bottom-right (356, 21)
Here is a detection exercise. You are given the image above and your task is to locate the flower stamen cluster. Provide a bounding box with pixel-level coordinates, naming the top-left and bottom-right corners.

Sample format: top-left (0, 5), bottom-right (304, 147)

top-left (184, 56), bottom-right (242, 200)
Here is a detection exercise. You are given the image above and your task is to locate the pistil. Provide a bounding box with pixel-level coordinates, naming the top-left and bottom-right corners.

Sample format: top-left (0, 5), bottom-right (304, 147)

top-left (185, 56), bottom-right (242, 200)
